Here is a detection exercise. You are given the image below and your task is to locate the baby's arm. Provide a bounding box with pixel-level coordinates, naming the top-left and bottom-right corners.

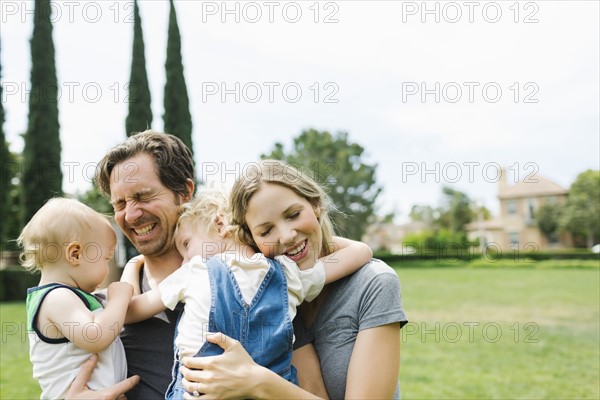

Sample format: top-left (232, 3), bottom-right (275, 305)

top-left (320, 236), bottom-right (372, 284)
top-left (41, 282), bottom-right (133, 353)
top-left (126, 261), bottom-right (191, 323)
top-left (120, 255), bottom-right (145, 296)
top-left (125, 289), bottom-right (167, 324)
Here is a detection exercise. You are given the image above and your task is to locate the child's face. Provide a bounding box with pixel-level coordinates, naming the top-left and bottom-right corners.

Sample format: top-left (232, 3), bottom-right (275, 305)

top-left (77, 225), bottom-right (117, 292)
top-left (175, 221), bottom-right (223, 264)
top-left (245, 183), bottom-right (323, 271)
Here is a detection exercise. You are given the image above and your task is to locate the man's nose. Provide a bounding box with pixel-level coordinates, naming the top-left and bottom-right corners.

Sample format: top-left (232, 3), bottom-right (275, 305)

top-left (124, 202), bottom-right (143, 224)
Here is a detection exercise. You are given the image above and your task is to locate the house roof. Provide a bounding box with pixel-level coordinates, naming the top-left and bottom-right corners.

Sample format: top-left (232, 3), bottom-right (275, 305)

top-left (499, 175), bottom-right (567, 199)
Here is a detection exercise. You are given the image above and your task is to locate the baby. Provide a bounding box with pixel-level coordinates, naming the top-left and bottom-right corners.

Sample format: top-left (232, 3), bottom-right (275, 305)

top-left (18, 198), bottom-right (132, 399)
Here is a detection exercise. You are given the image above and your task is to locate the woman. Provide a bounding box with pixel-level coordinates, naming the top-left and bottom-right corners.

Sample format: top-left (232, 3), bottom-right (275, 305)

top-left (179, 160), bottom-right (408, 399)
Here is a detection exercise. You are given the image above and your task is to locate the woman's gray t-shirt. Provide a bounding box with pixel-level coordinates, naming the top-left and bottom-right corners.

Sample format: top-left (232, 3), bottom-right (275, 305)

top-left (294, 259), bottom-right (408, 399)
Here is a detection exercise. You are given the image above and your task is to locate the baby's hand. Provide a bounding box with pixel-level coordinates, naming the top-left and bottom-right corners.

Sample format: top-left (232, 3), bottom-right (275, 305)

top-left (107, 282), bottom-right (134, 300)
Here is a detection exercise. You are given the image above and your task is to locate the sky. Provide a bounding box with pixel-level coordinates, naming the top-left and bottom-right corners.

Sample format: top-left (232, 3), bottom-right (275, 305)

top-left (2, 0), bottom-right (599, 222)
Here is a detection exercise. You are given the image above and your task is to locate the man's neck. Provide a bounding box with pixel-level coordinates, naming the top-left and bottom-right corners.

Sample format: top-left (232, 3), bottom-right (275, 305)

top-left (142, 249), bottom-right (183, 289)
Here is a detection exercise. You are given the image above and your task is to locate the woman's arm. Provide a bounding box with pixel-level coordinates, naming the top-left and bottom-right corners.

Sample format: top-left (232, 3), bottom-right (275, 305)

top-left (320, 236), bottom-right (372, 283)
top-left (345, 323), bottom-right (401, 398)
top-left (180, 333), bottom-right (324, 399)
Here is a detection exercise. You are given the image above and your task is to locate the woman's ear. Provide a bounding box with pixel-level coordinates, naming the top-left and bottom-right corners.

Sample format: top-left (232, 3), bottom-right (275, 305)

top-left (313, 204), bottom-right (321, 219)
top-left (65, 242), bottom-right (82, 265)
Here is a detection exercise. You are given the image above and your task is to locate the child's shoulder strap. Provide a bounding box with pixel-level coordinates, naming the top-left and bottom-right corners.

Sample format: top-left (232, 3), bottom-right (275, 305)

top-left (26, 283), bottom-right (103, 342)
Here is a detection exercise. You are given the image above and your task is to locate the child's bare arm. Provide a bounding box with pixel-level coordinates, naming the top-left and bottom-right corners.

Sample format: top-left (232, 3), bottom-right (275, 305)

top-left (42, 282), bottom-right (133, 353)
top-left (320, 236), bottom-right (372, 284)
top-left (125, 289), bottom-right (167, 324)
top-left (120, 255), bottom-right (145, 296)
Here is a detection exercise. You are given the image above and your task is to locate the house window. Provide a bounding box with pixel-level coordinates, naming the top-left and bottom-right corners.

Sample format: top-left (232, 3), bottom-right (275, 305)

top-left (546, 196), bottom-right (557, 204)
top-left (507, 200), bottom-right (518, 215)
top-left (509, 232), bottom-right (520, 246)
top-left (527, 198), bottom-right (536, 220)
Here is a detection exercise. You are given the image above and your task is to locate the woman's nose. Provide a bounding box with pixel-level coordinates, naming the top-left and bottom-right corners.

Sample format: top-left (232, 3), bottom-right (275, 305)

top-left (279, 226), bottom-right (297, 245)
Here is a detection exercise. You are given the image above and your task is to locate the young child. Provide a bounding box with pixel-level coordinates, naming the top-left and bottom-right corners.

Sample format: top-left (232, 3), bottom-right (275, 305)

top-left (17, 198), bottom-right (133, 399)
top-left (124, 185), bottom-right (372, 399)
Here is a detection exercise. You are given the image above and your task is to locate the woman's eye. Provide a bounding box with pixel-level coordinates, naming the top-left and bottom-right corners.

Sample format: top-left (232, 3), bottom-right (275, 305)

top-left (183, 240), bottom-right (189, 248)
top-left (288, 210), bottom-right (301, 219)
top-left (259, 228), bottom-right (272, 237)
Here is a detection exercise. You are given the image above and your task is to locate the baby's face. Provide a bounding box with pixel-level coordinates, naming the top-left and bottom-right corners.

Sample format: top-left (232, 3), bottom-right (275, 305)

top-left (175, 221), bottom-right (222, 264)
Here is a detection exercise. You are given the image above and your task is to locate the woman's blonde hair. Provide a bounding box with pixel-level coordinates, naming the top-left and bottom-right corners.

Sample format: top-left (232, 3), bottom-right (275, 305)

top-left (229, 160), bottom-right (336, 256)
top-left (175, 185), bottom-right (231, 240)
top-left (17, 198), bottom-right (112, 272)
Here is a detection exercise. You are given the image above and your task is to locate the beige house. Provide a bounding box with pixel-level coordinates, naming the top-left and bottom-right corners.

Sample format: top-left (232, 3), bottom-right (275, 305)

top-left (363, 220), bottom-right (428, 253)
top-left (466, 170), bottom-right (572, 251)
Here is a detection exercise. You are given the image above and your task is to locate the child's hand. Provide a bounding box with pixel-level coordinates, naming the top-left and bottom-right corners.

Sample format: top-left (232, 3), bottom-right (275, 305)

top-left (107, 282), bottom-right (134, 300)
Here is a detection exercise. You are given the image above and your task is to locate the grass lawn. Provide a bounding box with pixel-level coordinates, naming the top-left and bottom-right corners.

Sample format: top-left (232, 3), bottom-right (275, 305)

top-left (1, 301), bottom-right (39, 399)
top-left (394, 266), bottom-right (600, 399)
top-left (1, 266), bottom-right (598, 399)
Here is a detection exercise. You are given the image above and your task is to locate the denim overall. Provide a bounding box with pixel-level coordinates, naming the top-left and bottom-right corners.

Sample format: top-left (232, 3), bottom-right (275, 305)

top-left (165, 257), bottom-right (297, 399)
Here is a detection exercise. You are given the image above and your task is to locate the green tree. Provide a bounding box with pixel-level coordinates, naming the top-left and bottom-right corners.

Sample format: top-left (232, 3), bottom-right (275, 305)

top-left (78, 185), bottom-right (112, 214)
top-left (561, 170), bottom-right (600, 248)
top-left (1, 49), bottom-right (7, 246)
top-left (163, 0), bottom-right (193, 152)
top-left (262, 129), bottom-right (382, 240)
top-left (536, 202), bottom-right (563, 242)
top-left (408, 187), bottom-right (483, 250)
top-left (125, 0), bottom-right (152, 136)
top-left (409, 204), bottom-right (437, 225)
top-left (22, 0), bottom-right (62, 224)
top-left (2, 148), bottom-right (25, 250)
top-left (437, 187), bottom-right (474, 233)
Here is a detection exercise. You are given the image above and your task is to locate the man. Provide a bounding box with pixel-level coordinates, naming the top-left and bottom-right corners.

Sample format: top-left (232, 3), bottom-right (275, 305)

top-left (69, 131), bottom-right (195, 399)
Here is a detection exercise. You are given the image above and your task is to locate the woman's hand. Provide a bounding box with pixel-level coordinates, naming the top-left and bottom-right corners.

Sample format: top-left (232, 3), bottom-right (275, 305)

top-left (65, 354), bottom-right (140, 400)
top-left (180, 333), bottom-right (261, 399)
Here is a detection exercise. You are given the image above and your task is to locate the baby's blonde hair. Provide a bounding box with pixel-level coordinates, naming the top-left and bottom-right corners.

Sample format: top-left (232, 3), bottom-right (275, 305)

top-left (17, 198), bottom-right (112, 272)
top-left (175, 185), bottom-right (231, 239)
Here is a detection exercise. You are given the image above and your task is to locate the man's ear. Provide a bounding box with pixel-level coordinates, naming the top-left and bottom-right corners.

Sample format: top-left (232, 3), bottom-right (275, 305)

top-left (65, 242), bottom-right (82, 265)
top-left (182, 178), bottom-right (195, 203)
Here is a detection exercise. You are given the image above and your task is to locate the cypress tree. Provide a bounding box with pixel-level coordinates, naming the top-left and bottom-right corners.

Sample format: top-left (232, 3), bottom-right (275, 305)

top-left (1, 45), bottom-right (8, 246)
top-left (23, 0), bottom-right (62, 224)
top-left (125, 0), bottom-right (152, 136)
top-left (163, 0), bottom-right (193, 152)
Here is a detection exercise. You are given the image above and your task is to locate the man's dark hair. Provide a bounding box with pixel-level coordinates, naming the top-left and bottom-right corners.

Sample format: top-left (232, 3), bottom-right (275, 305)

top-left (95, 130), bottom-right (195, 198)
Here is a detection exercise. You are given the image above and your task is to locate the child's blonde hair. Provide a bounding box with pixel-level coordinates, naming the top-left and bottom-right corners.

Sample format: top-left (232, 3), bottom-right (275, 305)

top-left (17, 198), bottom-right (112, 272)
top-left (175, 185), bottom-right (231, 240)
top-left (229, 160), bottom-right (337, 256)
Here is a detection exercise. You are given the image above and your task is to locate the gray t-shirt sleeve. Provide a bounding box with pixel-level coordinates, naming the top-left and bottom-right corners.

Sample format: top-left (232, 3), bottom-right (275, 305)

top-left (294, 260), bottom-right (407, 399)
top-left (358, 259), bottom-right (408, 331)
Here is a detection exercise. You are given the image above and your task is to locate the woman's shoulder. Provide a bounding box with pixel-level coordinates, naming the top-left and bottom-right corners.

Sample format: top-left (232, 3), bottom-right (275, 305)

top-left (351, 258), bottom-right (399, 280)
top-left (330, 259), bottom-right (400, 295)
